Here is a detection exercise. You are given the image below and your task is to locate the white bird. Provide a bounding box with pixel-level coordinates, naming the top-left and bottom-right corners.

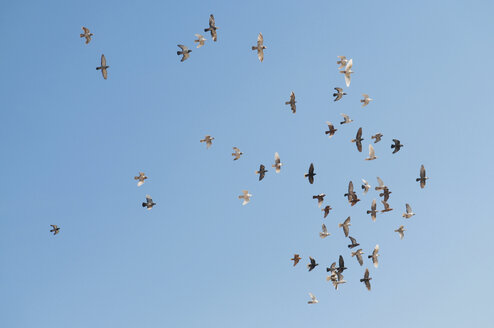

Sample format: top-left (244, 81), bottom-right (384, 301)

top-left (272, 152), bottom-right (282, 173)
top-left (337, 56), bottom-right (348, 70)
top-left (340, 113), bottom-right (353, 124)
top-left (194, 34), bottom-right (206, 48)
top-left (375, 177), bottom-right (386, 191)
top-left (368, 245), bottom-right (380, 268)
top-left (319, 224), bottom-right (330, 239)
top-left (361, 94), bottom-right (373, 107)
top-left (232, 147), bottom-right (243, 160)
top-left (402, 203), bottom-right (415, 218)
top-left (361, 179), bottom-right (371, 194)
top-left (395, 225), bottom-right (406, 239)
top-left (340, 59), bottom-right (353, 87)
top-left (238, 190), bottom-right (252, 205)
top-left (200, 135), bottom-right (214, 149)
top-left (251, 32), bottom-right (266, 62)
top-left (307, 293), bottom-right (318, 304)
top-left (365, 144), bottom-right (377, 161)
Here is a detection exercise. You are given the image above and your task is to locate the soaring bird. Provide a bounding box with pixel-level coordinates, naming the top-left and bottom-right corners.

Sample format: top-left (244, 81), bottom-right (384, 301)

top-left (232, 147), bottom-right (243, 160)
top-left (200, 135), bottom-right (214, 149)
top-left (80, 27), bottom-right (93, 44)
top-left (381, 200), bottom-right (393, 213)
top-left (307, 257), bottom-right (319, 272)
top-left (319, 224), bottom-right (330, 239)
top-left (272, 152), bottom-right (282, 173)
top-left (361, 94), bottom-right (373, 107)
top-left (417, 165), bottom-right (428, 188)
top-left (365, 144), bottom-right (377, 161)
top-left (50, 225), bottom-right (60, 235)
top-left (251, 33), bottom-right (266, 62)
top-left (304, 163), bottom-right (316, 184)
top-left (313, 194), bottom-right (326, 208)
top-left (361, 179), bottom-right (371, 194)
top-left (337, 255), bottom-right (347, 273)
top-left (322, 205), bottom-right (332, 218)
top-left (285, 92), bottom-right (296, 113)
top-left (339, 217), bottom-right (351, 237)
top-left (238, 190), bottom-right (252, 205)
top-left (348, 236), bottom-right (360, 249)
top-left (352, 249), bottom-right (364, 266)
top-left (204, 14), bottom-right (218, 41)
top-left (340, 113), bottom-right (353, 124)
top-left (340, 59), bottom-right (353, 87)
top-left (291, 254), bottom-right (301, 266)
top-left (368, 245), bottom-right (380, 268)
top-left (177, 45), bottom-right (192, 62)
top-left (337, 56), bottom-right (348, 69)
top-left (134, 172), bottom-right (148, 187)
top-left (395, 225), bottom-right (406, 239)
top-left (307, 293), bottom-right (318, 304)
top-left (325, 121), bottom-right (338, 137)
top-left (375, 177), bottom-right (386, 191)
top-left (194, 34), bottom-right (206, 48)
top-left (402, 203), bottom-right (415, 218)
top-left (379, 187), bottom-right (392, 202)
top-left (333, 87), bottom-right (347, 102)
top-left (367, 199), bottom-right (378, 222)
top-left (255, 164), bottom-right (268, 181)
top-left (360, 268), bottom-right (372, 291)
top-left (142, 195), bottom-right (156, 210)
top-left (96, 54), bottom-right (109, 80)
top-left (391, 139), bottom-right (404, 153)
top-left (351, 127), bottom-right (364, 152)
top-left (371, 133), bottom-right (383, 143)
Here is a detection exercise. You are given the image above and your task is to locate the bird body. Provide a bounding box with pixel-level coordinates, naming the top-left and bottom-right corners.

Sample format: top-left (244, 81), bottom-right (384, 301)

top-left (194, 34), bottom-right (206, 48)
top-left (348, 236), bottom-right (360, 249)
top-left (340, 59), bottom-right (353, 87)
top-left (367, 199), bottom-right (378, 221)
top-left (371, 133), bottom-right (383, 143)
top-left (272, 152), bottom-right (282, 173)
top-left (322, 205), bottom-right (332, 218)
top-left (361, 179), bottom-right (371, 194)
top-left (232, 147), bottom-right (243, 160)
top-left (395, 225), bottom-right (406, 239)
top-left (351, 127), bottom-right (364, 152)
top-left (319, 224), bottom-right (330, 238)
top-left (379, 187), bottom-right (392, 201)
top-left (391, 139), bottom-right (404, 153)
top-left (361, 94), bottom-right (373, 107)
top-left (365, 144), bottom-right (377, 160)
top-left (368, 245), bottom-right (380, 268)
top-left (402, 203), bottom-right (415, 218)
top-left (340, 113), bottom-right (353, 124)
top-left (333, 87), bottom-right (347, 101)
top-left (416, 165), bottom-right (428, 188)
top-left (308, 293), bottom-right (318, 304)
top-left (337, 56), bottom-right (348, 69)
top-left (381, 200), bottom-right (393, 213)
top-left (352, 249), bottom-right (364, 266)
top-left (360, 268), bottom-right (372, 291)
top-left (307, 257), bottom-right (319, 271)
top-left (291, 254), bottom-right (301, 266)
top-left (313, 193), bottom-right (325, 208)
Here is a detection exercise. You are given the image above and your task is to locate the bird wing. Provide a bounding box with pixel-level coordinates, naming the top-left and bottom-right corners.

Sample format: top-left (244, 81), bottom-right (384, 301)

top-left (348, 181), bottom-right (354, 193)
top-left (344, 216), bottom-right (351, 225)
top-left (322, 224), bottom-right (327, 234)
top-left (346, 59), bottom-right (353, 70)
top-left (342, 224), bottom-right (349, 237)
top-left (339, 255), bottom-right (344, 267)
top-left (309, 292), bottom-right (316, 301)
top-left (309, 163), bottom-right (314, 174)
top-left (369, 144), bottom-right (375, 157)
top-left (137, 180), bottom-right (144, 187)
top-left (349, 236), bottom-right (357, 244)
top-left (344, 74), bottom-right (351, 87)
top-left (335, 87), bottom-right (343, 92)
top-left (145, 195), bottom-right (153, 203)
top-left (209, 14), bottom-right (215, 27)
top-left (356, 252), bottom-right (363, 266)
top-left (257, 48), bottom-right (264, 62)
top-left (102, 67), bottom-right (108, 79)
top-left (82, 26), bottom-right (89, 34)
top-left (356, 127), bottom-right (362, 139)
top-left (178, 44), bottom-right (188, 51)
top-left (377, 177), bottom-right (384, 188)
top-left (101, 54), bottom-right (106, 66)
top-left (420, 165), bottom-right (426, 179)
top-left (341, 113), bottom-right (350, 121)
top-left (50, 224), bottom-right (57, 229)
top-left (371, 199), bottom-right (376, 211)
top-left (257, 32), bottom-right (263, 44)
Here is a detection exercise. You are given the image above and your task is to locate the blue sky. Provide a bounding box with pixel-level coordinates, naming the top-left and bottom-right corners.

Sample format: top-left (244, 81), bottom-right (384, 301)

top-left (1, 0), bottom-right (493, 327)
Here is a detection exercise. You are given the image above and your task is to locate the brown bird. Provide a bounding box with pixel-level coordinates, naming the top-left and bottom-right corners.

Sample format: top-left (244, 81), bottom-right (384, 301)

top-left (381, 200), bottom-right (393, 213)
top-left (347, 236), bottom-right (360, 249)
top-left (96, 54), bottom-right (109, 80)
top-left (194, 34), bottom-right (206, 48)
top-left (134, 172), bottom-right (148, 187)
top-left (379, 187), bottom-right (392, 202)
top-left (367, 199), bottom-right (378, 222)
top-left (307, 257), bottom-right (319, 272)
top-left (50, 225), bottom-right (60, 235)
top-left (337, 56), bottom-right (348, 69)
top-left (352, 249), bottom-right (364, 266)
top-left (351, 127), bottom-right (364, 152)
top-left (285, 92), bottom-right (296, 113)
top-left (291, 254), bottom-right (301, 266)
top-left (338, 217), bottom-right (351, 237)
top-left (255, 164), bottom-right (268, 181)
top-left (313, 194), bottom-right (326, 208)
top-left (251, 33), bottom-right (266, 62)
top-left (371, 133), bottom-right (383, 143)
top-left (304, 163), bottom-right (316, 184)
top-left (322, 205), bottom-right (332, 218)
top-left (344, 181), bottom-right (360, 206)
top-left (395, 225), bottom-right (406, 239)
top-left (204, 14), bottom-right (218, 41)
top-left (391, 139), bottom-right (404, 153)
top-left (360, 268), bottom-right (372, 291)
top-left (416, 165), bottom-right (428, 188)
top-left (402, 203), bottom-right (415, 219)
top-left (333, 87), bottom-right (347, 102)
top-left (325, 121), bottom-right (338, 137)
top-left (80, 27), bottom-right (93, 44)
top-left (177, 45), bottom-right (192, 62)
top-left (200, 135), bottom-right (214, 149)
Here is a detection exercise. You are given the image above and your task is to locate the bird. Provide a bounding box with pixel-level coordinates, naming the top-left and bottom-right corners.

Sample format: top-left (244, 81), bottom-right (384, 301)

top-left (304, 163), bottom-right (316, 184)
top-left (417, 165), bottom-right (428, 188)
top-left (337, 56), bottom-right (348, 69)
top-left (255, 164), bottom-right (268, 181)
top-left (96, 54), bottom-right (109, 80)
top-left (361, 94), bottom-right (373, 107)
top-left (194, 34), bottom-right (206, 48)
top-left (325, 121), bottom-right (338, 137)
top-left (204, 14), bottom-right (218, 41)
top-left (326, 271), bottom-right (338, 282)
top-left (352, 249), bottom-right (364, 266)
top-left (307, 257), bottom-right (318, 272)
top-left (272, 152), bottom-right (282, 173)
top-left (381, 200), bottom-right (393, 213)
top-left (337, 255), bottom-right (347, 273)
top-left (313, 194), bottom-right (326, 208)
top-left (285, 92), bottom-right (296, 113)
top-left (322, 205), bottom-right (332, 218)
top-left (339, 217), bottom-right (351, 237)
top-left (232, 147), bottom-right (243, 160)
top-left (50, 225), bottom-right (60, 235)
top-left (307, 293), bottom-right (318, 304)
top-left (340, 59), bottom-right (353, 87)
top-left (177, 45), bottom-right (192, 62)
top-left (395, 225), bottom-right (406, 239)
top-left (367, 199), bottom-right (378, 222)
top-left (340, 113), bottom-right (353, 124)
top-left (80, 27), bottom-right (93, 44)
top-left (319, 224), bottom-right (330, 238)
top-left (360, 268), bottom-right (372, 291)
top-left (291, 254), bottom-right (301, 266)
top-left (365, 144), bottom-right (377, 161)
top-left (402, 203), bottom-right (415, 218)
top-left (326, 262), bottom-right (337, 273)
top-left (332, 278), bottom-right (347, 290)
top-left (348, 236), bottom-right (360, 249)
top-left (368, 245), bottom-right (380, 268)
top-left (379, 187), bottom-right (392, 202)
top-left (351, 127), bottom-right (364, 152)
top-left (142, 195), bottom-right (156, 210)
top-left (134, 172), bottom-right (148, 187)
top-left (200, 135), bottom-right (214, 149)
top-left (375, 177), bottom-right (386, 191)
top-left (238, 190), bottom-right (252, 205)
top-left (361, 179), bottom-right (371, 194)
top-left (391, 139), bottom-right (404, 153)
top-left (251, 33), bottom-right (266, 62)
top-left (344, 181), bottom-right (360, 206)
top-left (371, 133), bottom-right (383, 143)
top-left (333, 87), bottom-right (347, 102)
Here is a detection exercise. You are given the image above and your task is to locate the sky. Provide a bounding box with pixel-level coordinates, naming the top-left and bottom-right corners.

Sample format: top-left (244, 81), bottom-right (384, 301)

top-left (1, 0), bottom-right (494, 327)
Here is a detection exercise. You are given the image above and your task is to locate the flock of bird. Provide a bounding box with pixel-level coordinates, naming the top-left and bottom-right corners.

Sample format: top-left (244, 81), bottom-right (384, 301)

top-left (51, 15), bottom-right (430, 305)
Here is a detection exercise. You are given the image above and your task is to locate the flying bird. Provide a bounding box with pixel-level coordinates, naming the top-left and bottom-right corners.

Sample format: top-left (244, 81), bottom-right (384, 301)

top-left (352, 249), bottom-right (364, 266)
top-left (232, 147), bottom-right (243, 160)
top-left (307, 293), bottom-right (318, 304)
top-left (395, 225), bottom-right (406, 239)
top-left (326, 262), bottom-right (337, 273)
top-left (238, 190), bottom-right (252, 205)
top-left (307, 257), bottom-right (319, 272)
top-left (417, 165), bottom-right (428, 188)
top-left (381, 200), bottom-right (393, 213)
top-left (360, 268), bottom-right (372, 291)
top-left (351, 127), bottom-right (364, 152)
top-left (402, 203), bottom-right (415, 218)
top-left (368, 245), bottom-right (380, 268)
top-left (340, 59), bottom-right (353, 87)
top-left (379, 187), bottom-right (392, 202)
top-left (255, 164), bottom-right (268, 181)
top-left (361, 179), bottom-right (371, 194)
top-left (365, 144), bottom-right (377, 161)
top-left (177, 45), bottom-right (192, 62)
top-left (285, 92), bottom-right (296, 113)
top-left (337, 56), bottom-right (348, 69)
top-left (134, 172), bottom-right (148, 187)
top-left (340, 113), bottom-right (353, 124)
top-left (391, 139), bottom-right (404, 153)
top-left (251, 33), bottom-right (266, 62)
top-left (142, 195), bottom-right (156, 210)
top-left (371, 133), bottom-right (383, 143)
top-left (348, 236), bottom-right (360, 249)
top-left (325, 121), bottom-right (338, 137)
top-left (194, 34), bottom-right (206, 48)
top-left (333, 87), bottom-right (347, 102)
top-left (50, 225), bottom-right (60, 235)
top-left (344, 181), bottom-right (360, 206)
top-left (304, 163), bottom-right (316, 184)
top-left (367, 199), bottom-right (378, 222)
top-left (96, 54), bottom-right (109, 80)
top-left (204, 14), bottom-right (218, 41)
top-left (200, 135), bottom-right (214, 149)
top-left (313, 194), bottom-right (326, 208)
top-left (361, 94), bottom-right (373, 107)
top-left (272, 152), bottom-right (282, 173)
top-left (322, 205), bottom-right (332, 218)
top-left (375, 177), bottom-right (386, 191)
top-left (291, 254), bottom-right (301, 266)
top-left (337, 255), bottom-right (347, 273)
top-left (339, 217), bottom-right (351, 237)
top-left (80, 27), bottom-right (93, 44)
top-left (332, 278), bottom-right (347, 290)
top-left (319, 224), bottom-right (330, 238)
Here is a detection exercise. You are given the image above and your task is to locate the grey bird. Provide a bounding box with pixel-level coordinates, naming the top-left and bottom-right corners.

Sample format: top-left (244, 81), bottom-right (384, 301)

top-left (304, 163), bottom-right (316, 184)
top-left (361, 179), bottom-right (371, 194)
top-left (232, 147), bottom-right (243, 160)
top-left (285, 92), bottom-right (296, 113)
top-left (313, 193), bottom-right (326, 208)
top-left (367, 199), bottom-right (378, 222)
top-left (307, 257), bottom-right (319, 272)
top-left (255, 164), bottom-right (268, 181)
top-left (325, 121), bottom-right (338, 137)
top-left (340, 59), bottom-right (353, 87)
top-left (347, 236), bottom-right (360, 249)
top-left (337, 255), bottom-right (347, 273)
top-left (402, 203), bottom-right (415, 218)
top-left (134, 172), bottom-right (148, 187)
top-left (177, 45), bottom-right (192, 62)
top-left (194, 34), bottom-right (206, 48)
top-left (50, 224), bottom-right (60, 235)
top-left (360, 268), bottom-right (372, 291)
top-left (200, 135), bottom-right (214, 149)
top-left (395, 225), bottom-right (406, 239)
top-left (371, 133), bottom-right (383, 143)
top-left (381, 200), bottom-right (393, 213)
top-left (416, 165), bottom-right (428, 188)
top-left (80, 27), bottom-right (93, 44)
top-left (319, 224), bottom-right (330, 238)
top-left (368, 245), bottom-right (380, 268)
top-left (96, 54), bottom-right (109, 80)
top-left (361, 94), bottom-right (373, 107)
top-left (351, 127), bottom-right (364, 152)
top-left (204, 14), bottom-right (218, 41)
top-left (251, 33), bottom-right (266, 62)
top-left (333, 87), bottom-right (347, 102)
top-left (142, 195), bottom-right (156, 210)
top-left (352, 249), bottom-right (364, 266)
top-left (337, 56), bottom-right (348, 69)
top-left (272, 152), bottom-right (283, 173)
top-left (391, 139), bottom-right (404, 153)
top-left (322, 205), bottom-right (332, 218)
top-left (340, 113), bottom-right (353, 124)
top-left (339, 217), bottom-right (351, 237)
top-left (379, 187), bottom-right (392, 202)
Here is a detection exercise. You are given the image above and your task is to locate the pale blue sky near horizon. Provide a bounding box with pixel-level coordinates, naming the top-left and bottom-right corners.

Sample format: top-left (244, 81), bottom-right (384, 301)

top-left (1, 0), bottom-right (493, 327)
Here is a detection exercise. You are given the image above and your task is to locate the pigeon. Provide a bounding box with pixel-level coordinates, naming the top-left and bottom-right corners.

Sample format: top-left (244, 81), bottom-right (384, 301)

top-left (337, 56), bottom-right (348, 70)
top-left (232, 147), bottom-right (243, 160)
top-left (291, 254), bottom-right (301, 266)
top-left (379, 187), bottom-right (392, 202)
top-left (238, 190), bottom-right (252, 205)
top-left (367, 199), bottom-right (378, 222)
top-left (313, 194), bottom-right (326, 208)
top-left (134, 172), bottom-right (148, 187)
top-left (204, 14), bottom-right (218, 41)
top-left (361, 179), bottom-right (371, 194)
top-left (351, 127), bottom-right (364, 152)
top-left (272, 152), bottom-right (282, 173)
top-left (360, 268), bottom-right (372, 291)
top-left (285, 92), bottom-right (296, 113)
top-left (352, 249), bottom-right (364, 266)
top-left (365, 144), bottom-right (377, 161)
top-left (368, 245), bottom-right (380, 268)
top-left (50, 225), bottom-right (60, 235)
top-left (348, 236), bottom-right (360, 249)
top-left (402, 203), bottom-right (415, 218)
top-left (319, 224), bottom-right (330, 238)
top-left (200, 135), bottom-right (214, 149)
top-left (381, 200), bottom-right (393, 213)
top-left (340, 113), bottom-right (353, 124)
top-left (307, 293), bottom-right (318, 304)
top-left (96, 54), bottom-right (109, 80)
top-left (251, 33), bottom-right (266, 62)
top-left (375, 177), bottom-right (386, 191)
top-left (307, 257), bottom-right (319, 272)
top-left (332, 278), bottom-right (347, 290)
top-left (395, 225), bottom-right (406, 239)
top-left (255, 164), bottom-right (268, 181)
top-left (177, 45), bottom-right (192, 62)
top-left (142, 195), bottom-right (156, 210)
top-left (194, 34), bottom-right (206, 48)
top-left (361, 94), bottom-right (373, 107)
top-left (339, 217), bottom-right (351, 237)
top-left (325, 121), bottom-right (338, 137)
top-left (344, 181), bottom-right (360, 206)
top-left (304, 163), bottom-right (316, 184)
top-left (371, 133), bottom-right (383, 143)
top-left (80, 27), bottom-right (93, 44)
top-left (337, 255), bottom-right (347, 273)
top-left (326, 271), bottom-right (338, 282)
top-left (391, 139), bottom-right (404, 154)
top-left (340, 59), bottom-right (353, 87)
top-left (322, 205), bottom-right (332, 218)
top-left (417, 165), bottom-right (428, 188)
top-left (326, 262), bottom-right (337, 273)
top-left (333, 87), bottom-right (347, 102)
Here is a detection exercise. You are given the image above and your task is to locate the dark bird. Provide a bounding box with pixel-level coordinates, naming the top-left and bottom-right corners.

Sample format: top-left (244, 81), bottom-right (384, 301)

top-left (255, 164), bottom-right (268, 181)
top-left (371, 133), bottom-right (383, 143)
top-left (347, 236), bottom-right (360, 249)
top-left (416, 165), bottom-right (428, 188)
top-left (307, 257), bottom-right (319, 272)
top-left (304, 163), bottom-right (316, 184)
top-left (177, 45), bottom-right (192, 62)
top-left (251, 33), bottom-right (266, 62)
top-left (368, 245), bottom-right (380, 268)
top-left (313, 194), bottom-right (326, 208)
top-left (80, 27), bottom-right (93, 44)
top-left (96, 54), bottom-right (109, 80)
top-left (142, 194), bottom-right (156, 210)
top-left (360, 268), bottom-right (372, 291)
top-left (50, 225), bottom-right (60, 235)
top-left (367, 199), bottom-right (378, 222)
top-left (344, 181), bottom-right (360, 206)
top-left (285, 92), bottom-right (296, 113)
top-left (338, 217), bottom-right (351, 237)
top-left (351, 127), bottom-right (364, 152)
top-left (325, 121), bottom-right (338, 138)
top-left (391, 139), bottom-right (404, 153)
top-left (337, 255), bottom-right (347, 273)
top-left (381, 200), bottom-right (393, 213)
top-left (204, 14), bottom-right (218, 41)
top-left (291, 254), bottom-right (301, 266)
top-left (333, 87), bottom-right (347, 101)
top-left (322, 205), bottom-right (332, 218)
top-left (352, 249), bottom-right (364, 266)
top-left (379, 187), bottom-right (392, 202)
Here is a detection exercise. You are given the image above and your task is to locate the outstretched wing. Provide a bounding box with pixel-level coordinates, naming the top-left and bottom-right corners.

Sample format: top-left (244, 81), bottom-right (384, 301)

top-left (101, 54), bottom-right (106, 66)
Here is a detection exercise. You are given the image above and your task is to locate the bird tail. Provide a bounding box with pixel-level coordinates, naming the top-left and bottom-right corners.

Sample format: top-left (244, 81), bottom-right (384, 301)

top-left (142, 203), bottom-right (147, 207)
top-left (80, 34), bottom-right (85, 37)
top-left (367, 255), bottom-right (372, 258)
top-left (391, 144), bottom-right (395, 148)
top-left (177, 51), bottom-right (183, 55)
top-left (251, 46), bottom-right (257, 50)
top-left (416, 178), bottom-right (420, 181)
top-left (284, 101), bottom-right (290, 105)
top-left (338, 223), bottom-right (343, 228)
top-left (204, 28), bottom-right (211, 32)
top-left (96, 67), bottom-right (101, 70)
